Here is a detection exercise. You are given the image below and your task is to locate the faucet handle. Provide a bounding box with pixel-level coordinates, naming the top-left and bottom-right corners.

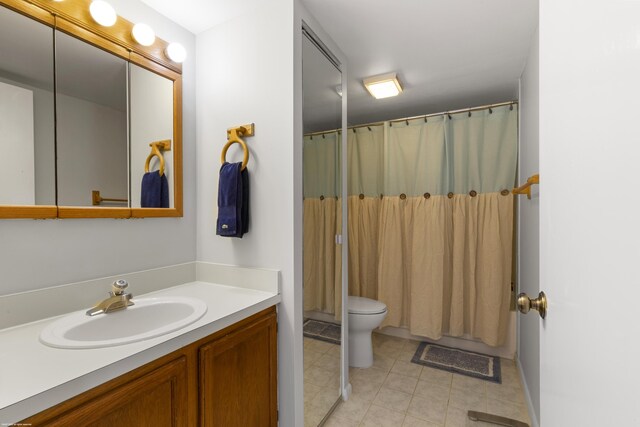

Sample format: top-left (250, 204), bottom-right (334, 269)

top-left (111, 279), bottom-right (129, 296)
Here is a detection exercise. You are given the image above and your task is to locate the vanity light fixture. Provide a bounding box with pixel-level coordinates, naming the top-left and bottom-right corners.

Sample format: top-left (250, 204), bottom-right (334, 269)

top-left (165, 42), bottom-right (187, 63)
top-left (89, 0), bottom-right (117, 27)
top-left (132, 23), bottom-right (155, 46)
top-left (363, 72), bottom-right (403, 99)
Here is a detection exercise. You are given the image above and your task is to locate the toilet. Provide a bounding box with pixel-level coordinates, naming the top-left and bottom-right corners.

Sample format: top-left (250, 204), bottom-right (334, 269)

top-left (348, 296), bottom-right (387, 368)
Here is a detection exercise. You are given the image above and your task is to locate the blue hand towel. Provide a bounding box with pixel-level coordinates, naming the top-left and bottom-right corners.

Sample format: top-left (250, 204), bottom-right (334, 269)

top-left (141, 171), bottom-right (169, 208)
top-left (217, 162), bottom-right (249, 237)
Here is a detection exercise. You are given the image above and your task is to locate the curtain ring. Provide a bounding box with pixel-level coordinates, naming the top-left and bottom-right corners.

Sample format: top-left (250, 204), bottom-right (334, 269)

top-left (359, 194), bottom-right (364, 200)
top-left (322, 134), bottom-right (325, 139)
top-left (448, 114), bottom-right (452, 120)
top-left (310, 135), bottom-right (313, 140)
top-left (424, 116), bottom-right (427, 123)
top-left (400, 193), bottom-right (406, 200)
top-left (424, 192), bottom-right (431, 199)
top-left (380, 194), bottom-right (384, 200)
top-left (510, 104), bottom-right (514, 111)
top-left (335, 196), bottom-right (338, 201)
top-left (501, 189), bottom-right (510, 196)
top-left (489, 108), bottom-right (493, 114)
top-left (390, 122), bottom-right (393, 127)
top-left (447, 192), bottom-right (454, 199)
top-left (405, 120), bottom-right (409, 126)
top-left (352, 128), bottom-right (356, 133)
top-left (367, 126), bottom-right (372, 131)
top-left (469, 190), bottom-right (477, 197)
top-left (468, 111), bottom-right (471, 117)
top-left (320, 195), bottom-right (325, 201)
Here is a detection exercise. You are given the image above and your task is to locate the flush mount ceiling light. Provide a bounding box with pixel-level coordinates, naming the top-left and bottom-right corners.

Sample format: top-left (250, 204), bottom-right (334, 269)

top-left (132, 23), bottom-right (155, 46)
top-left (165, 42), bottom-right (187, 63)
top-left (363, 72), bottom-right (403, 99)
top-left (89, 1), bottom-right (117, 27)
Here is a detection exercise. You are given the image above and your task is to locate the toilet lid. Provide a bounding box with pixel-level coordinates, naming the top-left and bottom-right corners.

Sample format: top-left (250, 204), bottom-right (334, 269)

top-left (348, 296), bottom-right (387, 315)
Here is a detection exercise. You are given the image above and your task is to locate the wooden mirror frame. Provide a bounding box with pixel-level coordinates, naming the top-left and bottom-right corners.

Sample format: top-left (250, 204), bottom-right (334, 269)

top-left (0, 0), bottom-right (183, 219)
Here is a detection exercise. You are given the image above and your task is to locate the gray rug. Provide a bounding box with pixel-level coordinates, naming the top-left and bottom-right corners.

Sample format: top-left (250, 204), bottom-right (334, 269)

top-left (303, 319), bottom-right (341, 345)
top-left (411, 342), bottom-right (501, 383)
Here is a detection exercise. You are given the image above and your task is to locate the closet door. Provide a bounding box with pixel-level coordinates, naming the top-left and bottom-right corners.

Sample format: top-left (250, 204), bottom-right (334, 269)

top-left (301, 24), bottom-right (348, 425)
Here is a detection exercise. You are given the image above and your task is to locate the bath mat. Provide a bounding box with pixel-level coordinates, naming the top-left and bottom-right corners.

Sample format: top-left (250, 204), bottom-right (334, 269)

top-left (303, 319), bottom-right (341, 345)
top-left (411, 342), bottom-right (501, 383)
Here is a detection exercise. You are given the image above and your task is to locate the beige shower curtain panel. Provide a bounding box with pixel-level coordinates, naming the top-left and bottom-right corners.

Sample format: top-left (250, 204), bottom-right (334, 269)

top-left (305, 105), bottom-right (517, 346)
top-left (303, 132), bottom-right (342, 320)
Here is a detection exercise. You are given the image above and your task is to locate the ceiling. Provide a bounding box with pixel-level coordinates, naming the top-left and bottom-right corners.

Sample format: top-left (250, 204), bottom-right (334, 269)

top-left (302, 35), bottom-right (342, 133)
top-left (140, 0), bottom-right (538, 127)
top-left (140, 0), bottom-right (265, 35)
top-left (301, 0), bottom-right (538, 126)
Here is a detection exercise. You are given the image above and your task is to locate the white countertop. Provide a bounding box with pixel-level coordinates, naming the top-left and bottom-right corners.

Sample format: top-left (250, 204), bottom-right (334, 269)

top-left (0, 281), bottom-right (280, 424)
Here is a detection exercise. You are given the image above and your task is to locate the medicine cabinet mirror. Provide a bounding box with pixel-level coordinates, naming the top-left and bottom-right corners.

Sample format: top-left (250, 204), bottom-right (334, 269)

top-left (0, 0), bottom-right (182, 219)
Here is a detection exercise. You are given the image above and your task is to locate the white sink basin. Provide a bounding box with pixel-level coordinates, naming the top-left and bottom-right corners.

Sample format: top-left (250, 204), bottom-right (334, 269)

top-left (39, 297), bottom-right (207, 349)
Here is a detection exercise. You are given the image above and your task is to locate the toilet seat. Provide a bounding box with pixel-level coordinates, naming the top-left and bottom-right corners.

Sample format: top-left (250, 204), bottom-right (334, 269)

top-left (348, 296), bottom-right (387, 315)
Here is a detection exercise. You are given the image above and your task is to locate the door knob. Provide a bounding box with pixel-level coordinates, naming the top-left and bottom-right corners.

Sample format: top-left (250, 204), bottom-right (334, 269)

top-left (517, 291), bottom-right (547, 319)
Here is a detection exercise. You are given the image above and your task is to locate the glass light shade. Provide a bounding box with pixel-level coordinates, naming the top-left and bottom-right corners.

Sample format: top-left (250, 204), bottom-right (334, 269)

top-left (132, 23), bottom-right (155, 46)
top-left (89, 1), bottom-right (117, 27)
top-left (166, 43), bottom-right (187, 63)
top-left (363, 73), bottom-right (403, 99)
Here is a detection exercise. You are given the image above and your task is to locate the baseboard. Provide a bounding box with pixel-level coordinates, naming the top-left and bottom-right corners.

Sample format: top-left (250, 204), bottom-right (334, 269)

top-left (304, 310), bottom-right (339, 324)
top-left (516, 357), bottom-right (540, 427)
top-left (374, 325), bottom-right (516, 359)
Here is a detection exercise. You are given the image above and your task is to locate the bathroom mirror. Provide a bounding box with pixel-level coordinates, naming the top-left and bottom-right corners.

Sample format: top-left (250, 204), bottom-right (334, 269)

top-left (55, 31), bottom-right (128, 208)
top-left (0, 5), bottom-right (55, 209)
top-left (302, 27), bottom-right (344, 425)
top-left (130, 63), bottom-right (175, 210)
top-left (0, 0), bottom-right (182, 219)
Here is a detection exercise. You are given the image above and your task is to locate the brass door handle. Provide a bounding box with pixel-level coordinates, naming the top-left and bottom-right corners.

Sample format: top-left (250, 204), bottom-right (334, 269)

top-left (517, 291), bottom-right (547, 319)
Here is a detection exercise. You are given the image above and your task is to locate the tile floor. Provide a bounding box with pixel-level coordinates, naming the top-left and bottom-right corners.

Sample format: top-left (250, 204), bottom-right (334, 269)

top-left (304, 336), bottom-right (343, 426)
top-left (316, 333), bottom-right (531, 427)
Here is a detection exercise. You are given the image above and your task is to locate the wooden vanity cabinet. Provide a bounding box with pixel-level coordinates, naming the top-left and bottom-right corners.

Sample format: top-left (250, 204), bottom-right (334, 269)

top-left (199, 311), bottom-right (278, 426)
top-left (22, 307), bottom-right (277, 427)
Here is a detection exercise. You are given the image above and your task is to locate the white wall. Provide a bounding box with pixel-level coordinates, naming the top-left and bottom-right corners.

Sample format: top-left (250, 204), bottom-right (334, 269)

top-left (0, 82), bottom-right (35, 205)
top-left (194, 1), bottom-right (297, 424)
top-left (0, 0), bottom-right (196, 295)
top-left (0, 76), bottom-right (55, 205)
top-left (56, 94), bottom-right (127, 206)
top-left (518, 26), bottom-right (540, 427)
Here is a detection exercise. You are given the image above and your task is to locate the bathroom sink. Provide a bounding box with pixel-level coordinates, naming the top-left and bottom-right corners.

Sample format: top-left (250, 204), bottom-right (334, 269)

top-left (39, 297), bottom-right (207, 349)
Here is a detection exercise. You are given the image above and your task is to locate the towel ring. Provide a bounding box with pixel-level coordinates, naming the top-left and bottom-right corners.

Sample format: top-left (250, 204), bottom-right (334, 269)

top-left (221, 124), bottom-right (254, 171)
top-left (145, 140), bottom-right (171, 176)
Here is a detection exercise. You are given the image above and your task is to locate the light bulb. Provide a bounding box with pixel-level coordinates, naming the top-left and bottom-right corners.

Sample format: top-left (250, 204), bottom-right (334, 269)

top-left (165, 43), bottom-right (186, 63)
top-left (89, 1), bottom-right (117, 27)
top-left (132, 23), bottom-right (155, 46)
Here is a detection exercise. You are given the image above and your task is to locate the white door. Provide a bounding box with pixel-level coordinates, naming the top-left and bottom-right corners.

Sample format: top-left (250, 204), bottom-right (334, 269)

top-left (539, 0), bottom-right (640, 425)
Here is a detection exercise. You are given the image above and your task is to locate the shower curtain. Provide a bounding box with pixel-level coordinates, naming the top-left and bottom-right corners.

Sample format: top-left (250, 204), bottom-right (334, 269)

top-left (303, 131), bottom-right (342, 320)
top-left (305, 104), bottom-right (517, 346)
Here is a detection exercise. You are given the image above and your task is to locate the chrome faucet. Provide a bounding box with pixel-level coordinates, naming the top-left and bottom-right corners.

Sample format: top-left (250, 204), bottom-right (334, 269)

top-left (86, 279), bottom-right (134, 316)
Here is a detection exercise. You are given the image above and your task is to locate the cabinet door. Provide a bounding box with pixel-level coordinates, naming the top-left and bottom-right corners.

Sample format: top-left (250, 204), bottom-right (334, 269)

top-left (199, 312), bottom-right (277, 427)
top-left (28, 356), bottom-right (189, 427)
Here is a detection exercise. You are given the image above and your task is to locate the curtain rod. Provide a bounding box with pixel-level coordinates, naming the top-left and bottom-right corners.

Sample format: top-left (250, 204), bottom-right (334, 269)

top-left (304, 100), bottom-right (518, 137)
